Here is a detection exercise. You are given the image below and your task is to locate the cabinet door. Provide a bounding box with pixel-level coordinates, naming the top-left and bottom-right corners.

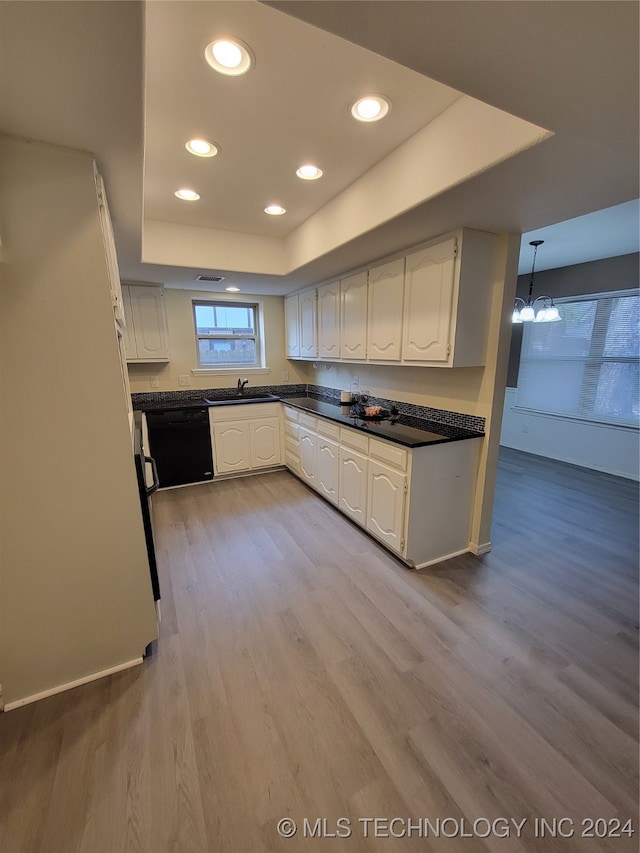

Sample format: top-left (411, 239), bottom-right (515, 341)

top-left (317, 281), bottom-right (341, 359)
top-left (213, 421), bottom-right (251, 473)
top-left (250, 418), bottom-right (282, 468)
top-left (403, 238), bottom-right (456, 363)
top-left (126, 284), bottom-right (169, 361)
top-left (285, 293), bottom-right (300, 358)
top-left (339, 448), bottom-right (368, 525)
top-left (298, 426), bottom-right (317, 486)
top-left (340, 270), bottom-right (367, 360)
top-left (299, 290), bottom-right (318, 358)
top-left (367, 259), bottom-right (404, 361)
top-left (367, 460), bottom-right (407, 553)
top-left (121, 287), bottom-right (137, 360)
top-left (317, 437), bottom-right (340, 505)
top-left (95, 173), bottom-right (126, 326)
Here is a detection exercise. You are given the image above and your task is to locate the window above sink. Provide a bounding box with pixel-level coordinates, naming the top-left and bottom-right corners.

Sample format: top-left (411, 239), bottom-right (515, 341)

top-left (193, 299), bottom-right (265, 369)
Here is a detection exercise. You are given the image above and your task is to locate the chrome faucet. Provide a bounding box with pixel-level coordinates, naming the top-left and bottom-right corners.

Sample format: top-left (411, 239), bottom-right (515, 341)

top-left (237, 377), bottom-right (249, 394)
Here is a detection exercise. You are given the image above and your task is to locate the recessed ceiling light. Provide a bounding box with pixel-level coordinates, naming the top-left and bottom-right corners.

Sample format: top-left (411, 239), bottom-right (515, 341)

top-left (185, 138), bottom-right (219, 158)
top-left (175, 188), bottom-right (200, 201)
top-left (296, 164), bottom-right (324, 180)
top-left (264, 204), bottom-right (286, 216)
top-left (350, 95), bottom-right (391, 122)
top-left (204, 38), bottom-right (253, 76)
top-left (225, 286), bottom-right (240, 292)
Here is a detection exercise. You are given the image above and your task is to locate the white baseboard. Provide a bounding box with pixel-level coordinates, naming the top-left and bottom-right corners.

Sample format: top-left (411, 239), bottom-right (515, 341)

top-left (469, 540), bottom-right (492, 556)
top-left (2, 657), bottom-right (144, 712)
top-left (413, 547), bottom-right (472, 570)
top-left (500, 388), bottom-right (639, 481)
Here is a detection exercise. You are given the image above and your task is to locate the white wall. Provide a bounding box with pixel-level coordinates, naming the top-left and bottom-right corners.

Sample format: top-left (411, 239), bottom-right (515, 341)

top-left (0, 137), bottom-right (158, 708)
top-left (500, 388), bottom-right (639, 480)
top-left (127, 288), bottom-right (307, 393)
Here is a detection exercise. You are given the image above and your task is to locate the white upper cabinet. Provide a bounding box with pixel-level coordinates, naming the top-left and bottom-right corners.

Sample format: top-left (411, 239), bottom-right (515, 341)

top-left (340, 270), bottom-right (368, 360)
top-left (123, 284), bottom-right (169, 362)
top-left (284, 228), bottom-right (496, 367)
top-left (367, 258), bottom-right (405, 362)
top-left (403, 238), bottom-right (456, 363)
top-left (402, 230), bottom-right (496, 367)
top-left (444, 228), bottom-right (495, 367)
top-left (95, 172), bottom-right (126, 327)
top-left (286, 289), bottom-right (317, 360)
top-left (317, 280), bottom-right (341, 359)
top-left (284, 293), bottom-right (300, 358)
top-left (299, 290), bottom-right (318, 359)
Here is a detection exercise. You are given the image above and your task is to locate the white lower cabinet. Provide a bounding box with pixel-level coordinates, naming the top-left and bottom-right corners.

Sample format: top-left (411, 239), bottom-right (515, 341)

top-left (210, 403), bottom-right (282, 475)
top-left (367, 460), bottom-right (407, 552)
top-left (282, 404), bottom-right (481, 569)
top-left (339, 447), bottom-right (368, 525)
top-left (298, 427), bottom-right (317, 487)
top-left (317, 436), bottom-right (340, 505)
top-left (283, 406), bottom-right (301, 473)
top-left (213, 422), bottom-right (251, 474)
top-left (250, 419), bottom-right (281, 468)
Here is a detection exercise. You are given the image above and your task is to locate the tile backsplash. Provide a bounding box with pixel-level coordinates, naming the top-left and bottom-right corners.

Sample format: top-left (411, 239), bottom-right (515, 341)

top-left (303, 384), bottom-right (485, 432)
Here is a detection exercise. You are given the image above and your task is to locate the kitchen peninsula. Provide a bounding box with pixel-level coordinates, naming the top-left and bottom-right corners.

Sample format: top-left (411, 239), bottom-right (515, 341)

top-left (133, 386), bottom-right (484, 569)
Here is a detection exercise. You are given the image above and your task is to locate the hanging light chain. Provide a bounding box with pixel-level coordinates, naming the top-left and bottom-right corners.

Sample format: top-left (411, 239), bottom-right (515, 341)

top-left (512, 238), bottom-right (561, 323)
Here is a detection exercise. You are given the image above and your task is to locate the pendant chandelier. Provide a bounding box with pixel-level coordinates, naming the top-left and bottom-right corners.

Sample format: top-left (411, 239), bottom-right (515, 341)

top-left (512, 240), bottom-right (561, 323)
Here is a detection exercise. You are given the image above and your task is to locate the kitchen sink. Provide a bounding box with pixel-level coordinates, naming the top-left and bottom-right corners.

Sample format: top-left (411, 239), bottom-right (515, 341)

top-left (202, 393), bottom-right (280, 405)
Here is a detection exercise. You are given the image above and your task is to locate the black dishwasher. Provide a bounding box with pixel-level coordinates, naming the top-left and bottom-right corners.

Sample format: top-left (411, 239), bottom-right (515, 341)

top-left (146, 408), bottom-right (214, 487)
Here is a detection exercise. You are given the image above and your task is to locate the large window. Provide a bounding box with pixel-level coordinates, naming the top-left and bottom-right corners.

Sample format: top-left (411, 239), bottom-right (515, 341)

top-left (193, 301), bottom-right (261, 367)
top-left (516, 290), bottom-right (639, 428)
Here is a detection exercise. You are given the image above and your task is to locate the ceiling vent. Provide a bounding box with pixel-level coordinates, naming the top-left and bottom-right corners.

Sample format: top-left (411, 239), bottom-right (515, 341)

top-left (195, 274), bottom-right (225, 283)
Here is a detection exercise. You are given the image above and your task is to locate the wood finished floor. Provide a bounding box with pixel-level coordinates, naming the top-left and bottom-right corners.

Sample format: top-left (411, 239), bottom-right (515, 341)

top-left (1, 448), bottom-right (638, 853)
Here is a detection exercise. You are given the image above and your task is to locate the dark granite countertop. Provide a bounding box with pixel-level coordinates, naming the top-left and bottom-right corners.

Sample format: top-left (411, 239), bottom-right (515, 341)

top-left (280, 394), bottom-right (484, 449)
top-left (138, 397), bottom-right (278, 413)
top-left (134, 392), bottom-right (483, 448)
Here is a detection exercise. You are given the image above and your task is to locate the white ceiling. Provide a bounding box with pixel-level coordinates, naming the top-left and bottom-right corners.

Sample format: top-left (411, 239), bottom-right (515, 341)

top-left (144, 0), bottom-right (462, 238)
top-left (1, 1), bottom-right (638, 295)
top-left (519, 199), bottom-right (640, 275)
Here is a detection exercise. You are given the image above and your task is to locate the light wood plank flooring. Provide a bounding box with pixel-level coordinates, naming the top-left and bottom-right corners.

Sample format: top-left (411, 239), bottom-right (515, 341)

top-left (1, 448), bottom-right (638, 852)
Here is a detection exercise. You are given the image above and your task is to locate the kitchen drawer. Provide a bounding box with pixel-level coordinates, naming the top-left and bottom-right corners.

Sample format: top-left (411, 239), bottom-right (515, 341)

top-left (284, 434), bottom-right (300, 457)
top-left (317, 418), bottom-right (340, 441)
top-left (340, 427), bottom-right (369, 454)
top-left (285, 450), bottom-right (300, 474)
top-left (283, 420), bottom-right (299, 441)
top-left (211, 402), bottom-right (281, 422)
top-left (282, 405), bottom-right (299, 423)
top-left (298, 412), bottom-right (318, 431)
top-left (369, 437), bottom-right (408, 472)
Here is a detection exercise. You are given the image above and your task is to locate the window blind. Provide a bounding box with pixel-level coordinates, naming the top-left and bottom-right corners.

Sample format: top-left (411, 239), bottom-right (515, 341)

top-left (516, 290), bottom-right (639, 428)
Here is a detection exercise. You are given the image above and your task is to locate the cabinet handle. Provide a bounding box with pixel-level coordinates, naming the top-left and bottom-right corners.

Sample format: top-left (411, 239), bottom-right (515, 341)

top-left (145, 455), bottom-right (160, 496)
